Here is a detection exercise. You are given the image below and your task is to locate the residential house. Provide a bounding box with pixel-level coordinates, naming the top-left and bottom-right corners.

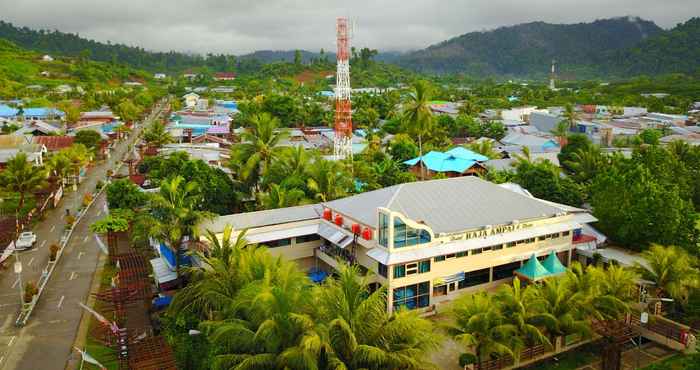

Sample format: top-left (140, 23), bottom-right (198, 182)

top-left (76, 111), bottom-right (117, 128)
top-left (41, 55), bottom-right (54, 62)
top-left (429, 101), bottom-right (460, 117)
top-left (182, 93), bottom-right (200, 109)
top-left (0, 135), bottom-right (44, 168)
top-left (13, 120), bottom-right (62, 136)
top-left (213, 72), bottom-right (236, 81)
top-left (403, 147), bottom-right (489, 179)
top-left (154, 73), bottom-right (167, 79)
top-left (32, 136), bottom-right (75, 152)
top-left (500, 132), bottom-right (559, 152)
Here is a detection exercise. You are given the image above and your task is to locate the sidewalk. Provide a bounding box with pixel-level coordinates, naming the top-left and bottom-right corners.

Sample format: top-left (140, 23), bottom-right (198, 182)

top-left (0, 102), bottom-right (166, 370)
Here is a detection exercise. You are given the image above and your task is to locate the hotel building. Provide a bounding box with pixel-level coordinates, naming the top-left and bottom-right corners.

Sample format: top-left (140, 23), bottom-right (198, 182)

top-left (201, 176), bottom-right (600, 312)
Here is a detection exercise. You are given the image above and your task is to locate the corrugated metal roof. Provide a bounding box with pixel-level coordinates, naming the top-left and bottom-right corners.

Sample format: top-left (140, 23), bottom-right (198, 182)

top-left (326, 176), bottom-right (564, 234)
top-left (201, 204), bottom-right (322, 233)
top-left (403, 148), bottom-right (487, 174)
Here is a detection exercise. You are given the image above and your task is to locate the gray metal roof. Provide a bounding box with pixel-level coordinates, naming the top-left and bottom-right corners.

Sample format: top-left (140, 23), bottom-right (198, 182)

top-left (325, 176), bottom-right (564, 234)
top-left (201, 204), bottom-right (322, 233)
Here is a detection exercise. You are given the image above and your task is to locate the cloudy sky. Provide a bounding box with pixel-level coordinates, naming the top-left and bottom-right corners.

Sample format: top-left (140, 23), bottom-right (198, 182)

top-left (1, 0), bottom-right (697, 55)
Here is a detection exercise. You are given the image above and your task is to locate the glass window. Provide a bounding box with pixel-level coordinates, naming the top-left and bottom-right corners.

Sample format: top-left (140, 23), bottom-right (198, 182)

top-left (378, 262), bottom-right (388, 278)
top-left (507, 241), bottom-right (517, 247)
top-left (378, 213), bottom-right (389, 247)
top-left (456, 251), bottom-right (468, 258)
top-left (419, 260), bottom-right (431, 273)
top-left (537, 236), bottom-right (545, 241)
top-left (393, 264), bottom-right (406, 278)
top-left (493, 261), bottom-right (521, 280)
top-left (493, 244), bottom-right (503, 250)
top-left (419, 230), bottom-right (431, 243)
top-left (393, 217), bottom-right (431, 248)
top-left (446, 253), bottom-right (455, 259)
top-left (406, 263), bottom-right (418, 275)
top-left (562, 231), bottom-right (570, 236)
top-left (394, 218), bottom-right (407, 248)
top-left (434, 255), bottom-right (446, 262)
top-left (296, 234), bottom-right (320, 244)
top-left (482, 246), bottom-right (492, 252)
top-left (393, 282), bottom-right (430, 311)
top-left (463, 268), bottom-right (491, 287)
top-left (265, 238), bottom-right (291, 248)
top-left (472, 248), bottom-right (482, 255)
top-left (433, 285), bottom-right (447, 296)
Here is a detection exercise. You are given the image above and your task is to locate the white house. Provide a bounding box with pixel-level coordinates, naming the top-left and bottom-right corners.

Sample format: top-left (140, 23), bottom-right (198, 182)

top-left (182, 93), bottom-right (200, 109)
top-left (154, 73), bottom-right (167, 79)
top-left (41, 55), bottom-right (54, 62)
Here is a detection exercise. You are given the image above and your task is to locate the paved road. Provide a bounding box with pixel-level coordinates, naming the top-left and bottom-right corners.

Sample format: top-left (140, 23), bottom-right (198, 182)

top-left (0, 103), bottom-right (166, 370)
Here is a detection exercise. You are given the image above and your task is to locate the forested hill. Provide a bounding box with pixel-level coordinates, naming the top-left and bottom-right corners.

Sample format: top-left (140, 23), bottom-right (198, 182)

top-left (396, 17), bottom-right (663, 77)
top-left (602, 17), bottom-right (700, 76)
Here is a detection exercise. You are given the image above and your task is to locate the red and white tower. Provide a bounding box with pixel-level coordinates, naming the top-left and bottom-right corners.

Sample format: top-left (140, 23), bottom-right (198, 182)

top-left (334, 17), bottom-right (353, 159)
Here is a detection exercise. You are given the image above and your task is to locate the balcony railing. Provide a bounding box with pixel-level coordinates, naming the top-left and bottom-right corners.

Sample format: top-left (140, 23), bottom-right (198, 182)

top-left (318, 243), bottom-right (356, 265)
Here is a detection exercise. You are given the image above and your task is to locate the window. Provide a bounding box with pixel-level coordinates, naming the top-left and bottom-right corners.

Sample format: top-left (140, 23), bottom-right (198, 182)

top-left (265, 238), bottom-right (291, 248)
top-left (507, 241), bottom-right (517, 247)
top-left (537, 236), bottom-right (546, 241)
top-left (433, 285), bottom-right (447, 296)
top-left (472, 248), bottom-right (483, 255)
top-left (493, 261), bottom-right (521, 280)
top-left (296, 234), bottom-right (320, 244)
top-left (393, 217), bottom-right (432, 248)
top-left (482, 246), bottom-right (492, 253)
top-left (493, 244), bottom-right (503, 251)
top-left (456, 251), bottom-right (468, 258)
top-left (393, 282), bottom-right (430, 311)
top-left (562, 231), bottom-right (571, 236)
top-left (406, 263), bottom-right (418, 275)
top-left (419, 260), bottom-right (431, 273)
top-left (378, 262), bottom-right (388, 278)
top-left (434, 255), bottom-right (446, 262)
top-left (446, 253), bottom-right (455, 259)
top-left (462, 268), bottom-right (491, 288)
top-left (393, 264), bottom-right (406, 278)
top-left (379, 213), bottom-right (389, 247)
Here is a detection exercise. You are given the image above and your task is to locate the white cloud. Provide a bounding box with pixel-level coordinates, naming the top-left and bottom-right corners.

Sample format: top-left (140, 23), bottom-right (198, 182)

top-left (0, 0), bottom-right (696, 54)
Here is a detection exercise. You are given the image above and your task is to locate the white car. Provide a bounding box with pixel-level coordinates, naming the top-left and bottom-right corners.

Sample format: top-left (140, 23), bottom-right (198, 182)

top-left (15, 232), bottom-right (37, 251)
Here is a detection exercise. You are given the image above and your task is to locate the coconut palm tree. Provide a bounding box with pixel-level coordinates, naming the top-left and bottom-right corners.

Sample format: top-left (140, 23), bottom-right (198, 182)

top-left (402, 80), bottom-right (435, 180)
top-left (565, 145), bottom-right (604, 183)
top-left (313, 264), bottom-right (439, 370)
top-left (634, 244), bottom-right (699, 304)
top-left (562, 103), bottom-right (578, 131)
top-left (143, 121), bottom-right (173, 148)
top-left (135, 176), bottom-right (213, 279)
top-left (231, 113), bottom-right (286, 190)
top-left (495, 278), bottom-right (554, 349)
top-left (550, 121), bottom-right (569, 147)
top-left (530, 278), bottom-right (592, 340)
top-left (0, 153), bottom-right (47, 237)
top-left (307, 159), bottom-right (352, 202)
top-left (448, 292), bottom-right (520, 367)
top-left (467, 140), bottom-right (500, 159)
top-left (62, 144), bottom-right (90, 187)
top-left (565, 263), bottom-right (630, 321)
top-left (46, 152), bottom-right (71, 186)
top-left (258, 184), bottom-right (307, 210)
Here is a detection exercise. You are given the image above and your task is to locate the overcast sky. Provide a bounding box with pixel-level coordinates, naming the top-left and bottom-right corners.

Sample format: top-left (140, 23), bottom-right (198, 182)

top-left (0, 0), bottom-right (697, 55)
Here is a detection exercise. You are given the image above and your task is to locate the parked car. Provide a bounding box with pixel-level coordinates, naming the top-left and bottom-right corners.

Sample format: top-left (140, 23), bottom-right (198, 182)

top-left (15, 232), bottom-right (37, 251)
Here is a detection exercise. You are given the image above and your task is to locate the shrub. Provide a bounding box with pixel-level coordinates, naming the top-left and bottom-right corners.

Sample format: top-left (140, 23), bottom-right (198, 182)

top-left (49, 244), bottom-right (60, 261)
top-left (23, 282), bottom-right (38, 303)
top-left (82, 193), bottom-right (93, 207)
top-left (65, 215), bottom-right (76, 227)
top-left (459, 353), bottom-right (477, 367)
top-left (95, 180), bottom-right (104, 191)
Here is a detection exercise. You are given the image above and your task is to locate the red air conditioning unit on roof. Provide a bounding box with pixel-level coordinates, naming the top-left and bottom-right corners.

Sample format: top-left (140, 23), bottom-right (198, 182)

top-left (351, 223), bottom-right (361, 235)
top-left (362, 227), bottom-right (372, 240)
top-left (322, 208), bottom-right (332, 221)
top-left (334, 214), bottom-right (343, 226)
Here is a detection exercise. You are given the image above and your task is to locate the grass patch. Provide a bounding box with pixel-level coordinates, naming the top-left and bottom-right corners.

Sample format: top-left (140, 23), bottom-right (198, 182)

top-left (81, 337), bottom-right (120, 370)
top-left (640, 353), bottom-right (697, 370)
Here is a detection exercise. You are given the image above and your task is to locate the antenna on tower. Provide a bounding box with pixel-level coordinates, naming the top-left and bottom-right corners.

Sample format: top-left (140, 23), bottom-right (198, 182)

top-left (549, 59), bottom-right (557, 91)
top-left (333, 17), bottom-right (353, 160)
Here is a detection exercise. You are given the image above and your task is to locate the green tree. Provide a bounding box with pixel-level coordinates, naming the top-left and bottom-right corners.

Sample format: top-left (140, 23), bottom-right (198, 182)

top-left (558, 133), bottom-right (591, 173)
top-left (634, 244), bottom-right (699, 304)
top-left (307, 159), bottom-right (352, 202)
top-left (402, 80), bottom-right (434, 179)
top-left (74, 129), bottom-right (102, 150)
top-left (258, 184), bottom-right (307, 210)
top-left (115, 99), bottom-right (141, 123)
top-left (230, 113), bottom-right (285, 190)
top-left (106, 178), bottom-right (147, 210)
top-left (0, 153), bottom-right (47, 236)
top-left (388, 134), bottom-right (419, 162)
top-left (143, 122), bottom-right (173, 148)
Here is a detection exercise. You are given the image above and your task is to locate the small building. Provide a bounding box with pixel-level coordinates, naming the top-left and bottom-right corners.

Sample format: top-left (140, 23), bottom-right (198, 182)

top-left (14, 120), bottom-right (62, 136)
top-left (32, 136), bottom-right (75, 152)
top-left (403, 147), bottom-right (489, 179)
top-left (55, 85), bottom-right (73, 94)
top-left (182, 93), bottom-right (200, 109)
top-left (213, 72), bottom-right (236, 81)
top-left (123, 81), bottom-right (143, 87)
top-left (76, 111), bottom-right (117, 128)
top-left (429, 101), bottom-right (460, 117)
top-left (0, 136), bottom-right (44, 167)
top-left (500, 106), bottom-right (543, 123)
top-left (500, 132), bottom-right (559, 152)
top-left (41, 55), bottom-right (54, 62)
top-left (182, 71), bottom-right (198, 79)
top-left (22, 107), bottom-right (65, 121)
top-left (154, 73), bottom-right (167, 79)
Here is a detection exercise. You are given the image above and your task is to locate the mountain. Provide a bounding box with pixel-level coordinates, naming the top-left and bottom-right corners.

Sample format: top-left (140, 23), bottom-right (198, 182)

top-left (396, 17), bottom-right (663, 77)
top-left (603, 17), bottom-right (700, 76)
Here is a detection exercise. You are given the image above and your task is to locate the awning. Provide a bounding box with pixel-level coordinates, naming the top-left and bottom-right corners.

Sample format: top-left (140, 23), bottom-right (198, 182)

top-left (367, 220), bottom-right (581, 265)
top-left (246, 224), bottom-right (319, 244)
top-left (434, 272), bottom-right (465, 286)
top-left (318, 223), bottom-right (354, 249)
top-left (150, 258), bottom-right (177, 285)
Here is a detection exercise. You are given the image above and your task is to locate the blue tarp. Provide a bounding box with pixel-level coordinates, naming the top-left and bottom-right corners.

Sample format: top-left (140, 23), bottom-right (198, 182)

top-left (404, 147), bottom-right (488, 173)
top-left (153, 295), bottom-right (173, 310)
top-left (159, 242), bottom-right (191, 269)
top-left (309, 269), bottom-right (328, 283)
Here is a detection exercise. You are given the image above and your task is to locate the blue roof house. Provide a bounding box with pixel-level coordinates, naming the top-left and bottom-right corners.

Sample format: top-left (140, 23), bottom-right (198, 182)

top-left (403, 147), bottom-right (489, 179)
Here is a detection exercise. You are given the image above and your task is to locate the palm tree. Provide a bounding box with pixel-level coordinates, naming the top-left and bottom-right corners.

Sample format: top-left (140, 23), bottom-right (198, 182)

top-left (136, 176), bottom-right (213, 279)
top-left (562, 103), bottom-right (578, 131)
top-left (46, 152), bottom-right (71, 186)
top-left (467, 140), bottom-right (500, 159)
top-left (313, 264), bottom-right (439, 370)
top-left (264, 146), bottom-right (315, 190)
top-left (447, 292), bottom-right (519, 367)
top-left (0, 153), bottom-right (47, 237)
top-left (143, 121), bottom-right (173, 148)
top-left (231, 113), bottom-right (286, 190)
top-left (402, 80), bottom-right (434, 180)
top-left (530, 278), bottom-right (592, 340)
top-left (307, 159), bottom-right (351, 202)
top-left (258, 184), bottom-right (307, 210)
top-left (634, 244), bottom-right (699, 304)
top-left (550, 121), bottom-right (569, 147)
top-left (565, 145), bottom-right (603, 183)
top-left (62, 144), bottom-right (90, 187)
top-left (494, 278), bottom-right (554, 349)
top-left (564, 263), bottom-right (630, 321)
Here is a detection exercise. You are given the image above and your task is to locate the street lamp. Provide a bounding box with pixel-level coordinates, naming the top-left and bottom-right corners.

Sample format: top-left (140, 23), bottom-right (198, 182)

top-left (14, 258), bottom-right (22, 307)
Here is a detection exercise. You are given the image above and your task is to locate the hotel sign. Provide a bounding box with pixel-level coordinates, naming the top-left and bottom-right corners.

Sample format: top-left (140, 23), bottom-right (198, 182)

top-left (450, 222), bottom-right (534, 241)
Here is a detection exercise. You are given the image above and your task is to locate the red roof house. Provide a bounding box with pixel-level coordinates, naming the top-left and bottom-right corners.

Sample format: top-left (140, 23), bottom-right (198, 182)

top-left (214, 72), bottom-right (236, 81)
top-left (32, 136), bottom-right (74, 152)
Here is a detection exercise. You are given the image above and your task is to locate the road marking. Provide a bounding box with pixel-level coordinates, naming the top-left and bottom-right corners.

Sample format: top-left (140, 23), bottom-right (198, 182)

top-left (50, 225), bottom-right (55, 232)
top-left (11, 278), bottom-right (19, 289)
top-left (69, 271), bottom-right (77, 280)
top-left (57, 295), bottom-right (65, 309)
top-left (40, 240), bottom-right (46, 248)
top-left (27, 257), bottom-right (34, 266)
top-left (8, 336), bottom-right (15, 346)
top-left (83, 235), bottom-right (89, 243)
top-left (77, 251), bottom-right (84, 260)
top-left (1, 356), bottom-right (4, 363)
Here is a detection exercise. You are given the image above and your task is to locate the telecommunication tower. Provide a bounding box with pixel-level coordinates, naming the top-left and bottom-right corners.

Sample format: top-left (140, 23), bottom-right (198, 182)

top-left (549, 59), bottom-right (557, 90)
top-left (333, 17), bottom-right (353, 160)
